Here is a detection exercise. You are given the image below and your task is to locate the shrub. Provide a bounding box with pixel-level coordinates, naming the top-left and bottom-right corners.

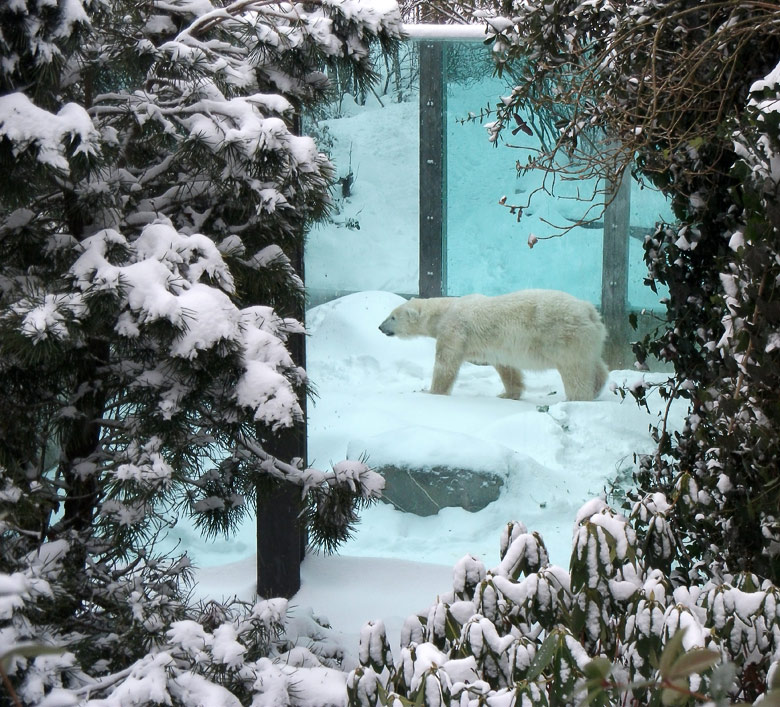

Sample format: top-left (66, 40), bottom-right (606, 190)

top-left (476, 0), bottom-right (780, 586)
top-left (347, 501), bottom-right (780, 706)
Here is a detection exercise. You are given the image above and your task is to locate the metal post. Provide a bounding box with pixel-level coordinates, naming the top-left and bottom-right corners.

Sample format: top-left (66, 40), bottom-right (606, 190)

top-left (419, 42), bottom-right (447, 298)
top-left (601, 172), bottom-right (631, 369)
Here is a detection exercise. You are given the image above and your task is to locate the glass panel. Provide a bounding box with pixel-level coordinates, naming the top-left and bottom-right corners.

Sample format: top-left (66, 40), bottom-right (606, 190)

top-left (303, 37), bottom-right (672, 574)
top-left (303, 45), bottom-right (420, 306)
top-left (628, 177), bottom-right (673, 311)
top-left (445, 43), bottom-right (604, 304)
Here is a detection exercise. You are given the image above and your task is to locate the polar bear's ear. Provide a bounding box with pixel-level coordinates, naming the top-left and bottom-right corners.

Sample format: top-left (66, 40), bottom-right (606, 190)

top-left (404, 303), bottom-right (421, 323)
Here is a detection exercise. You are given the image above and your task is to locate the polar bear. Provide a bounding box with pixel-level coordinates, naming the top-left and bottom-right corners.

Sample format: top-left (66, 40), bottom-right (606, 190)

top-left (378, 290), bottom-right (608, 401)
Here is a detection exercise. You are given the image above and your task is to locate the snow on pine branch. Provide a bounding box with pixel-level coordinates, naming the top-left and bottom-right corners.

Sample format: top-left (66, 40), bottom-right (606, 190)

top-left (180, 94), bottom-right (320, 181)
top-left (231, 429), bottom-right (384, 496)
top-left (11, 219), bottom-right (304, 430)
top-left (0, 93), bottom-right (100, 172)
top-left (0, 0), bottom-right (92, 87)
top-left (169, 0), bottom-right (404, 48)
top-left (298, 459), bottom-right (385, 502)
top-left (151, 0), bottom-right (404, 100)
top-left (94, 82), bottom-right (325, 222)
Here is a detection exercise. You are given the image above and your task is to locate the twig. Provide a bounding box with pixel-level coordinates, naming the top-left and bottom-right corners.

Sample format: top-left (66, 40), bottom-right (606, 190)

top-left (0, 662), bottom-right (23, 707)
top-left (727, 268), bottom-right (768, 435)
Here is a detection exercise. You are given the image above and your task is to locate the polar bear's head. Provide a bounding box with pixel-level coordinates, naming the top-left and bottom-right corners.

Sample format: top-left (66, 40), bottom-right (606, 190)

top-left (378, 299), bottom-right (424, 338)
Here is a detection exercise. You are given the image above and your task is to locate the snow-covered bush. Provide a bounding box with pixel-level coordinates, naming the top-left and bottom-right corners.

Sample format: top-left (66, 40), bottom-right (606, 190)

top-left (0, 0), bottom-right (402, 702)
top-left (0, 552), bottom-right (351, 706)
top-left (471, 0), bottom-right (780, 592)
top-left (347, 500), bottom-right (780, 706)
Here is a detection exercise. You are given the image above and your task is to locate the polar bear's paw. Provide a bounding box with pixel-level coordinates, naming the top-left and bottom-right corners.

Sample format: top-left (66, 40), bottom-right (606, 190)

top-left (498, 391), bottom-right (522, 400)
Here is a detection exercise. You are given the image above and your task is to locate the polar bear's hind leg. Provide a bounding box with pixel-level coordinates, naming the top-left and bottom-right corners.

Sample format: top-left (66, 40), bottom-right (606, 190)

top-left (558, 359), bottom-right (602, 401)
top-left (593, 359), bottom-right (608, 398)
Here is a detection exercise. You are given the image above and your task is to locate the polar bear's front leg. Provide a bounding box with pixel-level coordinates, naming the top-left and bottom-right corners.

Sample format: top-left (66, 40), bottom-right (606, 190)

top-left (430, 336), bottom-right (465, 395)
top-left (495, 365), bottom-right (524, 400)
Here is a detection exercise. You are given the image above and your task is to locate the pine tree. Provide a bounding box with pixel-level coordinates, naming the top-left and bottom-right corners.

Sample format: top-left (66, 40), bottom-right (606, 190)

top-left (0, 0), bottom-right (402, 699)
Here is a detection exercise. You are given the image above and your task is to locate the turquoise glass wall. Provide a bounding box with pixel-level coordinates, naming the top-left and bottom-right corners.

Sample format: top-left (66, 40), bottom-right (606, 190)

top-left (445, 57), bottom-right (604, 302)
top-left (303, 39), bottom-right (672, 312)
top-left (303, 44), bottom-right (420, 305)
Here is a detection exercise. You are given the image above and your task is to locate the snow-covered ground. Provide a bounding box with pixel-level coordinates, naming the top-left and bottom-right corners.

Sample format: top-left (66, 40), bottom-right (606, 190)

top-left (181, 290), bottom-right (686, 662)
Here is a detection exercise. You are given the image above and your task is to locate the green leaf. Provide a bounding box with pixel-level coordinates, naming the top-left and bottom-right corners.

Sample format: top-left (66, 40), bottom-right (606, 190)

top-left (412, 681), bottom-right (425, 707)
top-left (661, 680), bottom-right (689, 706)
top-left (666, 648), bottom-right (720, 681)
top-left (658, 628), bottom-right (687, 679)
top-left (570, 602), bottom-right (586, 637)
top-left (526, 631), bottom-right (558, 681)
top-left (579, 659), bottom-right (614, 707)
top-left (708, 662), bottom-right (737, 700)
top-left (578, 683), bottom-right (607, 707)
top-left (444, 612), bottom-right (461, 643)
top-left (583, 657), bottom-right (612, 681)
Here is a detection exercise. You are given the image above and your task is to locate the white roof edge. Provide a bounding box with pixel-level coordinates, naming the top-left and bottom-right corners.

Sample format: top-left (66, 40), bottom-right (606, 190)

top-left (401, 23), bottom-right (489, 40)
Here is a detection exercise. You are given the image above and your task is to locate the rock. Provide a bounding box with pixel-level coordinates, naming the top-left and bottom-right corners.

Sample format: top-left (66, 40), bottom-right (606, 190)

top-left (371, 463), bottom-right (504, 516)
top-left (347, 427), bottom-right (520, 517)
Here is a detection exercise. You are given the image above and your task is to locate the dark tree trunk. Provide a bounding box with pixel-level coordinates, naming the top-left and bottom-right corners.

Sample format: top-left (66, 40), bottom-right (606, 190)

top-left (255, 456), bottom-right (305, 598)
top-left (255, 334), bottom-right (308, 598)
top-left (256, 169), bottom-right (308, 596)
top-left (60, 340), bottom-right (109, 534)
top-left (52, 339), bottom-right (109, 618)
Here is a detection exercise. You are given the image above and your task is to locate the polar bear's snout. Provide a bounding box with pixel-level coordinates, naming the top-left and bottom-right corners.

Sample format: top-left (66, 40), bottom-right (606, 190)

top-left (378, 316), bottom-right (396, 336)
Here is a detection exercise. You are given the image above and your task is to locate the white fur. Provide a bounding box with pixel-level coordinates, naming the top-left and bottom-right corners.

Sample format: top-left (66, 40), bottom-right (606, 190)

top-left (378, 290), bottom-right (609, 401)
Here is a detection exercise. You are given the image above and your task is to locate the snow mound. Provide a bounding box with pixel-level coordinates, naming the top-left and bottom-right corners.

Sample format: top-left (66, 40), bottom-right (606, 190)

top-left (347, 425), bottom-right (520, 477)
top-left (307, 291), bottom-right (435, 387)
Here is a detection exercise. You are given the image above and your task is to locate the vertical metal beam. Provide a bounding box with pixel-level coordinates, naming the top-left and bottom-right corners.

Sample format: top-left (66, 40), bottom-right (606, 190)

top-left (601, 172), bottom-right (631, 369)
top-left (419, 42), bottom-right (447, 298)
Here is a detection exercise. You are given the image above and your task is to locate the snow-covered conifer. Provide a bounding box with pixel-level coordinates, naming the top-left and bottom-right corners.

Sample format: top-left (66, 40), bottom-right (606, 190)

top-left (0, 0), bottom-right (402, 701)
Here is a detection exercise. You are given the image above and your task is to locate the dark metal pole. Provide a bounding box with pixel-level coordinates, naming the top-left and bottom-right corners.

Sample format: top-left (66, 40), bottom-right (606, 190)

top-left (419, 41), bottom-right (447, 298)
top-left (601, 172), bottom-right (631, 369)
